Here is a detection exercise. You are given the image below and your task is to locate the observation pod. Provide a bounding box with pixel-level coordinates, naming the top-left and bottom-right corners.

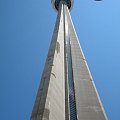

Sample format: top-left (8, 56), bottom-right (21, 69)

top-left (51, 0), bottom-right (74, 11)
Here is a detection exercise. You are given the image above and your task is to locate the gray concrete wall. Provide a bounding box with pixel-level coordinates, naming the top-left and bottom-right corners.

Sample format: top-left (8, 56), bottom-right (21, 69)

top-left (31, 3), bottom-right (65, 120)
top-left (65, 5), bottom-right (107, 120)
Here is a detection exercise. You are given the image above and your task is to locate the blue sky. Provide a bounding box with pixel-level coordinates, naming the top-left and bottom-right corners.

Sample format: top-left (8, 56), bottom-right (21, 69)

top-left (0, 0), bottom-right (120, 120)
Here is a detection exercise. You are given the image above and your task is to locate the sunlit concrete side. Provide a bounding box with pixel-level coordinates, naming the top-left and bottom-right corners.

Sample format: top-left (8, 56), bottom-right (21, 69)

top-left (30, 3), bottom-right (65, 120)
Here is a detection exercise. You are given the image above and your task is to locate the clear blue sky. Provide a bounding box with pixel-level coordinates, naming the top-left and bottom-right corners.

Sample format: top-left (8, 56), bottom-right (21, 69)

top-left (0, 0), bottom-right (120, 120)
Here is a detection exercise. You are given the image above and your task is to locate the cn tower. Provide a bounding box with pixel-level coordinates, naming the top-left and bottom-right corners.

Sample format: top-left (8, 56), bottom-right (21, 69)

top-left (30, 0), bottom-right (107, 120)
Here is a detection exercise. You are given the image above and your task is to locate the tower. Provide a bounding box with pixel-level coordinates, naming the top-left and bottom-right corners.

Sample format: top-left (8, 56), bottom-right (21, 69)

top-left (30, 0), bottom-right (107, 120)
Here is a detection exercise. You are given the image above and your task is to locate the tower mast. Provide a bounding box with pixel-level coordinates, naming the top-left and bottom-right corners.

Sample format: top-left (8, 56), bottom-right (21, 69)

top-left (30, 0), bottom-right (107, 120)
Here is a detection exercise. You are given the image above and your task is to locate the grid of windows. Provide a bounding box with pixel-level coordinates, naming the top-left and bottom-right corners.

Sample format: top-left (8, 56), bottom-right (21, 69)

top-left (67, 37), bottom-right (77, 120)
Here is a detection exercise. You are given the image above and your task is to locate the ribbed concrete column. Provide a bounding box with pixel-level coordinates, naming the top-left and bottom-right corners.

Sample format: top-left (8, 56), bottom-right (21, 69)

top-left (31, 2), bottom-right (65, 120)
top-left (64, 5), bottom-right (107, 120)
top-left (31, 1), bottom-right (107, 120)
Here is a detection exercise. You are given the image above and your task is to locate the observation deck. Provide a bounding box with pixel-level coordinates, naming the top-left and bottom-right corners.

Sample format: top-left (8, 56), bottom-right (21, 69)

top-left (51, 0), bottom-right (74, 11)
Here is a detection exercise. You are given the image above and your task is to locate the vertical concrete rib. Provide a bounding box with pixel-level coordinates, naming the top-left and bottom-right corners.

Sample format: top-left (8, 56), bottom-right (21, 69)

top-left (63, 4), bottom-right (69, 120)
top-left (31, 2), bottom-right (65, 120)
top-left (64, 5), bottom-right (107, 120)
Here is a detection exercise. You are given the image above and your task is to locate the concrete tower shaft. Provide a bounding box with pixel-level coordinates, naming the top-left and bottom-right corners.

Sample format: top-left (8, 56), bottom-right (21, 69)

top-left (52, 0), bottom-right (74, 11)
top-left (30, 1), bottom-right (108, 120)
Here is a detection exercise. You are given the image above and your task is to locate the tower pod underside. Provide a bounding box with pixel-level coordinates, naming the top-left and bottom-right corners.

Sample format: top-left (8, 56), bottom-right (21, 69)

top-left (51, 0), bottom-right (74, 11)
